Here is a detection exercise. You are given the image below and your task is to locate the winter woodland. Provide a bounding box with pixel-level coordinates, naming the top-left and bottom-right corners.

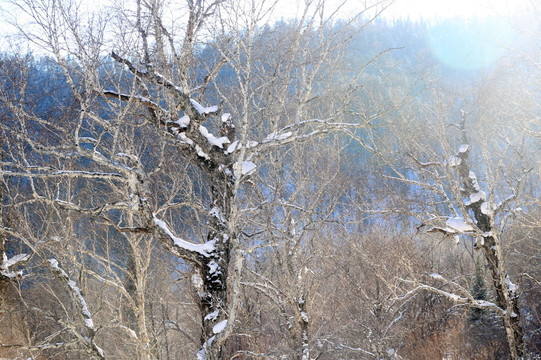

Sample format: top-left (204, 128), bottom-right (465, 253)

top-left (0, 0), bottom-right (540, 359)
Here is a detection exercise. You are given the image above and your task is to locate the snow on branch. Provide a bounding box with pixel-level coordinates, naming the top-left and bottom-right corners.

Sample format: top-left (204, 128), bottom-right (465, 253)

top-left (111, 51), bottom-right (184, 95)
top-left (48, 259), bottom-right (105, 359)
top-left (445, 217), bottom-right (475, 233)
top-left (0, 169), bottom-right (125, 180)
top-left (1, 253), bottom-right (30, 279)
top-left (199, 125), bottom-right (230, 149)
top-left (191, 99), bottom-right (219, 115)
top-left (103, 89), bottom-right (160, 110)
top-left (253, 118), bottom-right (372, 155)
top-left (111, 51), bottom-right (220, 123)
top-left (397, 277), bottom-right (504, 315)
top-left (153, 215), bottom-right (216, 258)
top-left (321, 339), bottom-right (375, 357)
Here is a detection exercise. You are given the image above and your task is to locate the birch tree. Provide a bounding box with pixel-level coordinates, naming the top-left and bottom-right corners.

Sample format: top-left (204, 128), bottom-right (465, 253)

top-left (2, 0), bottom-right (390, 358)
top-left (376, 86), bottom-right (536, 359)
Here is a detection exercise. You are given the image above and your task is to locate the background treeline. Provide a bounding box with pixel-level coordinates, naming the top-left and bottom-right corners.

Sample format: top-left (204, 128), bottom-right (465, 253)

top-left (0, 2), bottom-right (540, 359)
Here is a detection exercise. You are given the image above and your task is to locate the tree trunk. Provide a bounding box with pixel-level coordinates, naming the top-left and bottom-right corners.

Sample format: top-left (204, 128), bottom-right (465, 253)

top-left (481, 236), bottom-right (523, 360)
top-left (455, 126), bottom-right (524, 359)
top-left (199, 180), bottom-right (234, 359)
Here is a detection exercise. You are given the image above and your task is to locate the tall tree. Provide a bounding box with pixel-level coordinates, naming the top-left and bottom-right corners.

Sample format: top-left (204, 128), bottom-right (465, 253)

top-left (2, 0), bottom-right (390, 358)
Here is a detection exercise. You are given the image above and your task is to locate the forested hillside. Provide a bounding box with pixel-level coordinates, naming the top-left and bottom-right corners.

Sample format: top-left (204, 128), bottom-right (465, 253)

top-left (0, 0), bottom-right (540, 359)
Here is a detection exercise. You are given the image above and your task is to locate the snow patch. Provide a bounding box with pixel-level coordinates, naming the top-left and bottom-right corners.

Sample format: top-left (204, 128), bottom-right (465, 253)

top-left (190, 99), bottom-right (218, 115)
top-left (2, 253), bottom-right (30, 269)
top-left (445, 217), bottom-right (474, 233)
top-left (208, 260), bottom-right (220, 275)
top-left (470, 191), bottom-right (486, 204)
top-left (225, 140), bottom-right (258, 154)
top-left (197, 350), bottom-right (207, 360)
top-left (153, 216), bottom-right (216, 257)
top-left (204, 105), bottom-right (218, 114)
top-left (178, 132), bottom-right (194, 146)
top-left (209, 207), bottom-right (225, 223)
top-left (429, 273), bottom-right (444, 280)
top-left (458, 144), bottom-right (469, 153)
top-left (195, 145), bottom-right (210, 160)
top-left (469, 171), bottom-right (481, 191)
top-left (506, 276), bottom-right (517, 295)
top-left (190, 99), bottom-right (205, 114)
top-left (478, 237), bottom-right (485, 246)
top-left (262, 131), bottom-right (293, 143)
top-left (176, 115), bottom-right (190, 128)
top-left (204, 311), bottom-right (219, 322)
top-left (241, 161), bottom-right (257, 176)
top-left (213, 320), bottom-right (228, 334)
top-left (197, 336), bottom-right (216, 360)
top-left (226, 141), bottom-right (238, 154)
top-left (199, 125), bottom-right (230, 148)
top-left (449, 156), bottom-right (461, 167)
top-left (480, 201), bottom-right (495, 215)
top-left (85, 318), bottom-right (94, 329)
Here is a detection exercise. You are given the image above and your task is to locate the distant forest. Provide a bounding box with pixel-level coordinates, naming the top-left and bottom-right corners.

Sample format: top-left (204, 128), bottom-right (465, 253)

top-left (0, 1), bottom-right (540, 359)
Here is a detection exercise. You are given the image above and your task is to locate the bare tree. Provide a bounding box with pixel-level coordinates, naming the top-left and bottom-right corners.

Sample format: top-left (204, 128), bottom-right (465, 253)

top-left (1, 0), bottom-right (391, 358)
top-left (374, 82), bottom-right (536, 359)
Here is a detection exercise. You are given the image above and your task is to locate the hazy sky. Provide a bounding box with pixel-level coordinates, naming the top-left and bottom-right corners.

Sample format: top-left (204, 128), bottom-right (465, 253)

top-left (383, 0), bottom-right (532, 20)
top-left (0, 0), bottom-right (534, 51)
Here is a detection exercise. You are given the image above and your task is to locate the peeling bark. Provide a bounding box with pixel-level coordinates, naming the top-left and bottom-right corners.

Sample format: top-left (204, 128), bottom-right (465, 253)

top-left (454, 118), bottom-right (524, 360)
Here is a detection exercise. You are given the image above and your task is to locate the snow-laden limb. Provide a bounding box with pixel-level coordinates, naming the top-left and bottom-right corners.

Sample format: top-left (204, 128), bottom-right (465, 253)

top-left (0, 169), bottom-right (125, 180)
top-left (204, 105), bottom-right (219, 114)
top-left (111, 52), bottom-right (185, 96)
top-left (224, 140), bottom-right (258, 154)
top-left (48, 259), bottom-right (105, 359)
top-left (190, 99), bottom-right (206, 114)
top-left (199, 125), bottom-right (230, 149)
top-left (429, 273), bottom-right (444, 280)
top-left (195, 145), bottom-right (211, 160)
top-left (321, 339), bottom-right (375, 357)
top-left (190, 99), bottom-right (219, 115)
top-left (253, 118), bottom-right (368, 155)
top-left (445, 217), bottom-right (475, 233)
top-left (175, 115), bottom-right (190, 128)
top-left (262, 131), bottom-right (293, 143)
top-left (427, 217), bottom-right (476, 241)
top-left (153, 215), bottom-right (216, 257)
top-left (102, 89), bottom-right (160, 110)
top-left (177, 132), bottom-right (195, 146)
top-left (1, 252), bottom-right (30, 279)
top-left (397, 277), bottom-right (505, 315)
